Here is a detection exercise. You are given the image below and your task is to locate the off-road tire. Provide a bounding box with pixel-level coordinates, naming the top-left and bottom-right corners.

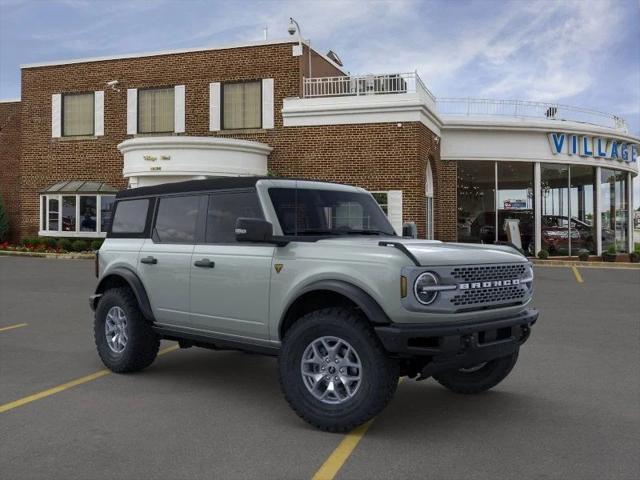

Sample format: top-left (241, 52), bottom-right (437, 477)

top-left (278, 307), bottom-right (399, 433)
top-left (94, 287), bottom-right (160, 373)
top-left (433, 350), bottom-right (519, 394)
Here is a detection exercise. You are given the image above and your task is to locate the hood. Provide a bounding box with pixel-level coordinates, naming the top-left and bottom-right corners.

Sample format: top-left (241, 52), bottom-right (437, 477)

top-left (315, 237), bottom-right (527, 266)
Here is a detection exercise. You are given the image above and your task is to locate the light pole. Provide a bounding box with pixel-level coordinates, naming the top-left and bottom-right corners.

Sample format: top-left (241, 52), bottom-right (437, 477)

top-left (288, 17), bottom-right (312, 79)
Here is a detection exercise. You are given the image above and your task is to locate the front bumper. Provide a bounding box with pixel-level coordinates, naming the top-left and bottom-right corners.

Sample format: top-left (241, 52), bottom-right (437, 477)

top-left (375, 308), bottom-right (538, 377)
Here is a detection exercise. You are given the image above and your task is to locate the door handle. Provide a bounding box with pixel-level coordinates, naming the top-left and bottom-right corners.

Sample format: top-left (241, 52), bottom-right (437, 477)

top-left (140, 256), bottom-right (158, 265)
top-left (194, 258), bottom-right (215, 268)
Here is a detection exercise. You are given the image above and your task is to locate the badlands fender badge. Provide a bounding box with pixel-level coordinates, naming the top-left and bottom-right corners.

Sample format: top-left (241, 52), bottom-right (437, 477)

top-left (274, 263), bottom-right (284, 274)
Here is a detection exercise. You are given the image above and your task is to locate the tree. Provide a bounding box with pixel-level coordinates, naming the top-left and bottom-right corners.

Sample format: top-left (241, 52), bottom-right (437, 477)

top-left (0, 194), bottom-right (9, 242)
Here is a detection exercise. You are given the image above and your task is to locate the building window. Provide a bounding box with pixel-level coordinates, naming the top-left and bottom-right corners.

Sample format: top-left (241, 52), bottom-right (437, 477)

top-left (80, 196), bottom-right (97, 232)
top-left (222, 81), bottom-right (261, 129)
top-left (138, 87), bottom-right (175, 133)
top-left (371, 192), bottom-right (388, 214)
top-left (600, 168), bottom-right (629, 253)
top-left (62, 196), bottom-right (76, 232)
top-left (48, 197), bottom-right (59, 231)
top-left (62, 92), bottom-right (94, 136)
top-left (497, 162), bottom-right (534, 255)
top-left (457, 161), bottom-right (496, 245)
top-left (569, 166), bottom-right (596, 255)
top-left (40, 193), bottom-right (116, 237)
top-left (101, 196), bottom-right (116, 232)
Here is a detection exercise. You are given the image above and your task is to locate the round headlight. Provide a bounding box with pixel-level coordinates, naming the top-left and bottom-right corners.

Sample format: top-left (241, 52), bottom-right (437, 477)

top-left (414, 272), bottom-right (439, 305)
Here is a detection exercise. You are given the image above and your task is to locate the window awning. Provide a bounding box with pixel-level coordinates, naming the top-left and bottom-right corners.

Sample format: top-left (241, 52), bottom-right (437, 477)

top-left (41, 181), bottom-right (119, 194)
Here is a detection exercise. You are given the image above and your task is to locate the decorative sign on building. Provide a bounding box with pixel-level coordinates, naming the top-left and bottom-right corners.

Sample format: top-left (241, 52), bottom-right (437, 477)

top-left (548, 132), bottom-right (638, 163)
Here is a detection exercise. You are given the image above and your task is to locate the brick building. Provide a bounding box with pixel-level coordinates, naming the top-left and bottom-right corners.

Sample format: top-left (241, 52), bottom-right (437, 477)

top-left (0, 38), bottom-right (637, 255)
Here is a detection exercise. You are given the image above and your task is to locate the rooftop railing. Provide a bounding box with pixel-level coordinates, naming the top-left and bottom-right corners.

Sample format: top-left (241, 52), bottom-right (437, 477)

top-left (435, 98), bottom-right (627, 132)
top-left (301, 73), bottom-right (628, 132)
top-left (303, 72), bottom-right (436, 102)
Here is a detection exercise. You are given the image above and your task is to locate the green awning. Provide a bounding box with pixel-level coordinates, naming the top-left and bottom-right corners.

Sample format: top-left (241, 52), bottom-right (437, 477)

top-left (41, 181), bottom-right (119, 194)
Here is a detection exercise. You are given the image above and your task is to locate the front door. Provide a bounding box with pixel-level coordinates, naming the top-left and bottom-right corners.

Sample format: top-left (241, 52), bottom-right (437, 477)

top-left (190, 191), bottom-right (274, 340)
top-left (138, 194), bottom-right (203, 327)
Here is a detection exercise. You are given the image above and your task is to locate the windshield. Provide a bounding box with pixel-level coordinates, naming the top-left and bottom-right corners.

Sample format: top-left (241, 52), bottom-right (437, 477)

top-left (268, 187), bottom-right (396, 237)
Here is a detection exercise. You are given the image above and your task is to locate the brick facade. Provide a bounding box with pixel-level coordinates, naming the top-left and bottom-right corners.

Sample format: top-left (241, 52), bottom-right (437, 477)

top-left (4, 41), bottom-right (450, 241)
top-left (0, 101), bottom-right (21, 242)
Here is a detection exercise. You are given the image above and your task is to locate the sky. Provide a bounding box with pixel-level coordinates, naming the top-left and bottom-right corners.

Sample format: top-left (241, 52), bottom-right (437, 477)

top-left (1, 0), bottom-right (639, 204)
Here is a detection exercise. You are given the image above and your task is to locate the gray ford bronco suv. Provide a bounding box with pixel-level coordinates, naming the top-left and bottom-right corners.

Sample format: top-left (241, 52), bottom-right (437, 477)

top-left (91, 177), bottom-right (537, 432)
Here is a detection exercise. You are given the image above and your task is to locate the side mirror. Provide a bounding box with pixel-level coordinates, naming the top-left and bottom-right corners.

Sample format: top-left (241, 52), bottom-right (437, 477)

top-left (402, 221), bottom-right (417, 239)
top-left (235, 218), bottom-right (274, 243)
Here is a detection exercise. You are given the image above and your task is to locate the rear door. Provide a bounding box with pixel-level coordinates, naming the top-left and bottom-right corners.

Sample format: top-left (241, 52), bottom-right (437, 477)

top-left (190, 190), bottom-right (274, 340)
top-left (138, 194), bottom-right (204, 327)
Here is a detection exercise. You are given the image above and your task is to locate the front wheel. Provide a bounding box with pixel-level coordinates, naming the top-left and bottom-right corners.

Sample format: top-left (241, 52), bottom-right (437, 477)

top-left (433, 350), bottom-right (519, 394)
top-left (278, 308), bottom-right (399, 432)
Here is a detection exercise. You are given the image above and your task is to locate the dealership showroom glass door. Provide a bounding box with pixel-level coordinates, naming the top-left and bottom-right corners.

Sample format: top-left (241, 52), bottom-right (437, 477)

top-left (541, 164), bottom-right (597, 256)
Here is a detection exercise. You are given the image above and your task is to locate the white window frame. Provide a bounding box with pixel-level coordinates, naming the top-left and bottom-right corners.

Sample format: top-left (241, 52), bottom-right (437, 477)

top-left (39, 193), bottom-right (116, 238)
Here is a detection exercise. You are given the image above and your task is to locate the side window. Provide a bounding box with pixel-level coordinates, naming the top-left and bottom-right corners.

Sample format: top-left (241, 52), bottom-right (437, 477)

top-left (154, 195), bottom-right (201, 244)
top-left (111, 199), bottom-right (149, 233)
top-left (206, 191), bottom-right (263, 243)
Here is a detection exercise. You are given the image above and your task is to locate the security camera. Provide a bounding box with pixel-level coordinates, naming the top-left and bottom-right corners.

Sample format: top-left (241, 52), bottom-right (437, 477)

top-left (288, 18), bottom-right (297, 35)
top-left (106, 80), bottom-right (120, 92)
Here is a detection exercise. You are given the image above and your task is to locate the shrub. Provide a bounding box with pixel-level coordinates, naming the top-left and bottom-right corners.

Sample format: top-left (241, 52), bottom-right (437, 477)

top-left (537, 249), bottom-right (549, 260)
top-left (20, 237), bottom-right (33, 246)
top-left (57, 238), bottom-right (73, 252)
top-left (90, 239), bottom-right (103, 251)
top-left (71, 239), bottom-right (89, 252)
top-left (41, 237), bottom-right (58, 249)
top-left (0, 195), bottom-right (9, 242)
top-left (606, 244), bottom-right (617, 255)
top-left (577, 249), bottom-right (589, 261)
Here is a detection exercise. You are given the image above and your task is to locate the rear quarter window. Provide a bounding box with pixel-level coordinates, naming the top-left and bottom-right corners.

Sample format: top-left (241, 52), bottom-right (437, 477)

top-left (111, 199), bottom-right (150, 234)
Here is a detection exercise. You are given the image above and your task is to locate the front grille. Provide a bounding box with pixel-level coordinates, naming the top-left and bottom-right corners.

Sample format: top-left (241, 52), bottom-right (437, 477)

top-left (451, 264), bottom-right (527, 283)
top-left (450, 285), bottom-right (527, 307)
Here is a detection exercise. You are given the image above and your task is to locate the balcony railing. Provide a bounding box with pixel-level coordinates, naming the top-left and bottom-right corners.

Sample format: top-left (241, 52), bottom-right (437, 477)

top-left (436, 98), bottom-right (628, 132)
top-left (303, 72), bottom-right (435, 101)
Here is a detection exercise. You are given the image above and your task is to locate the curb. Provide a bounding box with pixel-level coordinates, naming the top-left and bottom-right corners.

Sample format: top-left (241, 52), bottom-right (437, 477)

top-left (0, 250), bottom-right (95, 260)
top-left (531, 259), bottom-right (640, 269)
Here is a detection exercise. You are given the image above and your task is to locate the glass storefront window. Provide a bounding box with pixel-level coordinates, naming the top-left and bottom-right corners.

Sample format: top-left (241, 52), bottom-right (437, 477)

top-left (497, 163), bottom-right (534, 255)
top-left (601, 169), bottom-right (629, 253)
top-left (541, 164), bottom-right (569, 255)
top-left (79, 196), bottom-right (97, 232)
top-left (569, 166), bottom-right (596, 254)
top-left (62, 196), bottom-right (76, 232)
top-left (457, 161), bottom-right (496, 244)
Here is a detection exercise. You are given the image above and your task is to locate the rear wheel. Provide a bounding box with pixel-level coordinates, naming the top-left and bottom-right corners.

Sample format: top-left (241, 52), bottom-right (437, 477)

top-left (433, 350), bottom-right (519, 394)
top-left (94, 287), bottom-right (160, 373)
top-left (278, 307), bottom-right (399, 432)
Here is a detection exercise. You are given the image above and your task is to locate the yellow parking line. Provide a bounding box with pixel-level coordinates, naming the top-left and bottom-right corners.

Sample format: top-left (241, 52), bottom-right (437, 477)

top-left (311, 419), bottom-right (375, 480)
top-left (0, 323), bottom-right (28, 333)
top-left (0, 344), bottom-right (179, 414)
top-left (312, 378), bottom-right (404, 480)
top-left (571, 265), bottom-right (584, 283)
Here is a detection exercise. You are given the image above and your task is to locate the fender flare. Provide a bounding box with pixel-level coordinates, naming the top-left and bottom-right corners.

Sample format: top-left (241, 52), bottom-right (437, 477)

top-left (281, 279), bottom-right (391, 331)
top-left (94, 267), bottom-right (155, 322)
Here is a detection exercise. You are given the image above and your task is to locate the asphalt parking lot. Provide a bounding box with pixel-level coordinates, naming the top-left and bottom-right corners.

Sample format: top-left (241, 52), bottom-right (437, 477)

top-left (1, 256), bottom-right (639, 480)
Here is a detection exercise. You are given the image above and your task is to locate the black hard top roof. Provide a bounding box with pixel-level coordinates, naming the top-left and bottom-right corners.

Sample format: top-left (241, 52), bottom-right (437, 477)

top-left (115, 176), bottom-right (338, 199)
